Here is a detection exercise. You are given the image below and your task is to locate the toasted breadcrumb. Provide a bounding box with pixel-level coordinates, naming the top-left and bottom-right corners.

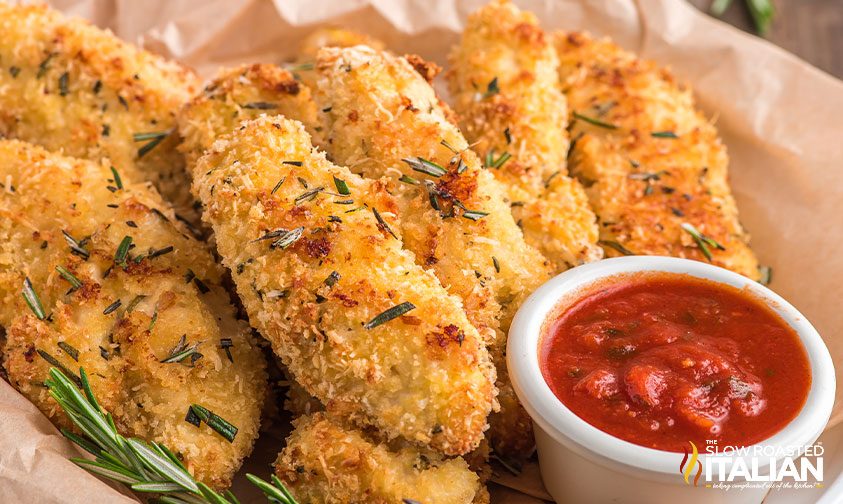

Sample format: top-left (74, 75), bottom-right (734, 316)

top-left (0, 140), bottom-right (266, 490)
top-left (178, 64), bottom-right (322, 166)
top-left (448, 0), bottom-right (601, 272)
top-left (294, 28), bottom-right (386, 88)
top-left (276, 413), bottom-right (488, 504)
top-left (555, 32), bottom-right (760, 279)
top-left (189, 116), bottom-right (496, 456)
top-left (0, 3), bottom-right (200, 222)
top-left (314, 45), bottom-right (549, 461)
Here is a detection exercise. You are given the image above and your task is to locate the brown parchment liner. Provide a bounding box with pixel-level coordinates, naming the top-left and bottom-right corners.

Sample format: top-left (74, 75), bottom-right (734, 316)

top-left (2, 0), bottom-right (842, 501)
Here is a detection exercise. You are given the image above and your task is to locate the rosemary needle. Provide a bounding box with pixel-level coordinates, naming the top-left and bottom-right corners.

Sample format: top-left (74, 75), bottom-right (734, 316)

top-left (45, 366), bottom-right (298, 503)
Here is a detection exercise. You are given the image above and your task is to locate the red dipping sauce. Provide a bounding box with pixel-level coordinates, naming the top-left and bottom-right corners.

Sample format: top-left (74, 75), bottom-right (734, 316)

top-left (540, 273), bottom-right (811, 452)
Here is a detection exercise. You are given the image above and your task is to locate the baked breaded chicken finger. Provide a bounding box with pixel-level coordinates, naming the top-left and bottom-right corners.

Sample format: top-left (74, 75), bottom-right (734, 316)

top-left (0, 4), bottom-right (200, 222)
top-left (314, 46), bottom-right (547, 459)
top-left (276, 413), bottom-right (488, 504)
top-left (448, 0), bottom-right (601, 272)
top-left (0, 140), bottom-right (266, 489)
top-left (189, 116), bottom-right (496, 456)
top-left (555, 32), bottom-right (760, 279)
top-left (178, 64), bottom-right (322, 166)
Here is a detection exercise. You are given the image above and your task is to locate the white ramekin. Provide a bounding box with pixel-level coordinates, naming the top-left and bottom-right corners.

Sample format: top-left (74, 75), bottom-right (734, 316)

top-left (507, 256), bottom-right (836, 504)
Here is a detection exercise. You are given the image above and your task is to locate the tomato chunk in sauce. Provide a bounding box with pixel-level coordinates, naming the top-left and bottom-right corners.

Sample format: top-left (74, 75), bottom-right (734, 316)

top-left (540, 273), bottom-right (811, 452)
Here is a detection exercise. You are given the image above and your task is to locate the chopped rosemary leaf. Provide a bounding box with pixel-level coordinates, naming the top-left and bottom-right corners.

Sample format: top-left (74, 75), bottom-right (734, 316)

top-left (58, 72), bottom-right (69, 96)
top-left (440, 139), bottom-right (460, 153)
top-left (651, 131), bottom-right (678, 139)
top-left (628, 170), bottom-right (668, 181)
top-left (283, 160), bottom-right (304, 167)
top-left (399, 174), bottom-right (420, 185)
top-left (599, 240), bottom-right (636, 256)
top-left (133, 130), bottom-right (171, 159)
top-left (482, 76), bottom-right (499, 99)
top-left (680, 223), bottom-right (725, 262)
top-left (544, 171), bottom-right (561, 188)
top-left (148, 245), bottom-right (174, 259)
top-left (193, 277), bottom-right (210, 294)
top-left (36, 53), bottom-right (54, 79)
top-left (492, 256), bottom-right (500, 273)
top-left (110, 166), bottom-right (123, 190)
top-left (297, 177), bottom-right (309, 189)
top-left (294, 186), bottom-right (324, 205)
top-left (372, 208), bottom-right (397, 239)
top-left (402, 157), bottom-right (447, 178)
top-left (55, 265), bottom-right (83, 291)
top-left (324, 271), bottom-right (340, 287)
top-left (114, 235), bottom-right (133, 267)
top-left (9, 66), bottom-right (20, 78)
top-left (186, 404), bottom-right (238, 442)
top-left (333, 199), bottom-right (354, 205)
top-left (403, 500), bottom-right (422, 504)
top-left (62, 230), bottom-right (90, 259)
top-left (37, 351), bottom-right (82, 387)
top-left (271, 176), bottom-right (287, 195)
top-left (758, 265), bottom-right (773, 286)
top-left (456, 158), bottom-right (468, 174)
top-left (126, 295), bottom-right (146, 313)
top-left (485, 150), bottom-right (511, 169)
top-left (149, 310), bottom-right (158, 331)
top-left (103, 299), bottom-right (122, 315)
top-left (220, 338), bottom-right (234, 363)
top-left (242, 101), bottom-right (277, 110)
top-left (22, 277), bottom-right (46, 320)
top-left (57, 341), bottom-right (79, 362)
top-left (573, 111), bottom-right (618, 130)
top-left (333, 176), bottom-right (351, 195)
top-left (270, 227), bottom-right (304, 249)
top-left (286, 62), bottom-right (314, 72)
top-left (462, 210), bottom-right (489, 221)
top-left (364, 302), bottom-right (416, 329)
top-left (504, 127), bottom-right (512, 144)
top-left (160, 335), bottom-right (203, 364)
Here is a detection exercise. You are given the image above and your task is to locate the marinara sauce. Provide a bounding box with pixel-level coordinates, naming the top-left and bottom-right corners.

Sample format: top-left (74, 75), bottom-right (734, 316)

top-left (540, 273), bottom-right (811, 452)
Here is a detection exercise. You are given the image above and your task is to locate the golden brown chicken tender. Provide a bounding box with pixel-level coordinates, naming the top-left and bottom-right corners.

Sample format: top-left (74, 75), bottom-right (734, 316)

top-left (314, 45), bottom-right (547, 460)
top-left (293, 27), bottom-right (386, 89)
top-left (448, 0), bottom-right (601, 272)
top-left (555, 32), bottom-right (760, 279)
top-left (178, 64), bottom-right (322, 166)
top-left (189, 115), bottom-right (496, 456)
top-left (0, 140), bottom-right (266, 490)
top-left (276, 413), bottom-right (488, 504)
top-left (0, 3), bottom-right (200, 223)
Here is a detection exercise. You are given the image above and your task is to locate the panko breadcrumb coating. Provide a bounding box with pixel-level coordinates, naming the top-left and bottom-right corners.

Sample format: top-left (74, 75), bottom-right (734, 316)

top-left (189, 116), bottom-right (496, 456)
top-left (178, 64), bottom-right (322, 166)
top-left (448, 0), bottom-right (601, 272)
top-left (0, 3), bottom-right (200, 223)
top-left (0, 140), bottom-right (266, 490)
top-left (294, 28), bottom-right (386, 88)
top-left (555, 32), bottom-right (760, 279)
top-left (314, 45), bottom-right (548, 460)
top-left (276, 413), bottom-right (488, 504)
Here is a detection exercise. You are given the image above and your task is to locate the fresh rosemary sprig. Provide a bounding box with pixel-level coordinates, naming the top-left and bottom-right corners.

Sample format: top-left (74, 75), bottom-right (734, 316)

top-left (710, 0), bottom-right (774, 36)
top-left (45, 366), bottom-right (298, 504)
top-left (681, 223), bottom-right (725, 261)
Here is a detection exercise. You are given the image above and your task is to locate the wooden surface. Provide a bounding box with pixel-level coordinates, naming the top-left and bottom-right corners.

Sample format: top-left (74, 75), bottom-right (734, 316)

top-left (688, 0), bottom-right (843, 79)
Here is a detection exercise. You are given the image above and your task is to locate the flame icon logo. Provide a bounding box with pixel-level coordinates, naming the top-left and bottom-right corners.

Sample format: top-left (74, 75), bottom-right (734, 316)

top-left (679, 441), bottom-right (703, 486)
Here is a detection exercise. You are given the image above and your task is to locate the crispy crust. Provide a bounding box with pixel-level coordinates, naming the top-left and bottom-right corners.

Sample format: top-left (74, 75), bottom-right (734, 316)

top-left (555, 32), bottom-right (760, 279)
top-left (448, 0), bottom-right (601, 272)
top-left (314, 45), bottom-right (550, 461)
top-left (314, 45), bottom-right (552, 350)
top-left (0, 3), bottom-right (200, 222)
top-left (0, 140), bottom-right (267, 489)
top-left (276, 413), bottom-right (487, 504)
top-left (189, 116), bottom-right (496, 456)
top-left (294, 28), bottom-right (387, 89)
top-left (178, 64), bottom-right (322, 166)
